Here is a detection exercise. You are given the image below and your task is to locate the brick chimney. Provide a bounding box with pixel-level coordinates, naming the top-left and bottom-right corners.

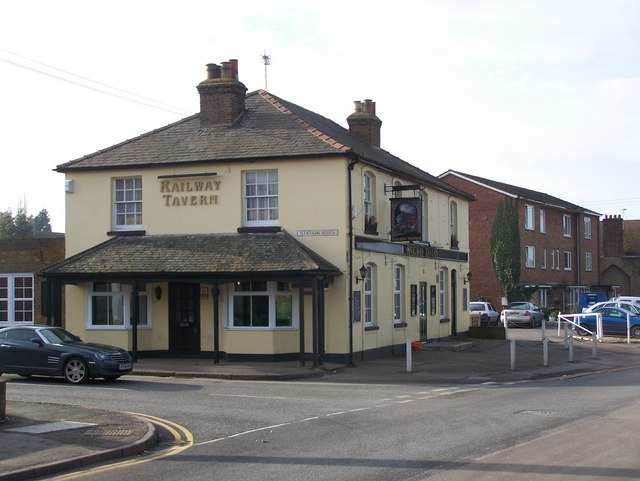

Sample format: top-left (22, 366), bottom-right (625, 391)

top-left (347, 99), bottom-right (382, 147)
top-left (197, 59), bottom-right (248, 127)
top-left (602, 214), bottom-right (624, 257)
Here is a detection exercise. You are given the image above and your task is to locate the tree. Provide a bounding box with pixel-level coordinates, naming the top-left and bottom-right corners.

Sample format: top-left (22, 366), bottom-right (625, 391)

top-left (33, 209), bottom-right (52, 233)
top-left (12, 208), bottom-right (34, 237)
top-left (489, 197), bottom-right (521, 302)
top-left (0, 211), bottom-right (14, 238)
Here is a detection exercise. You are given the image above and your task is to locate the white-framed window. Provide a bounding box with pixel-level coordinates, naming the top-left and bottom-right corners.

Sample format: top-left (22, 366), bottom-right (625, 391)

top-left (539, 209), bottom-right (546, 233)
top-left (439, 268), bottom-right (447, 319)
top-left (449, 201), bottom-right (458, 245)
top-left (0, 274), bottom-right (34, 324)
top-left (584, 217), bottom-right (592, 239)
top-left (363, 265), bottom-right (375, 325)
top-left (524, 204), bottom-right (535, 230)
top-left (563, 214), bottom-right (572, 237)
top-left (229, 280), bottom-right (295, 328)
top-left (393, 265), bottom-right (404, 323)
top-left (88, 283), bottom-right (150, 328)
top-left (555, 249), bottom-right (560, 270)
top-left (551, 249), bottom-right (561, 270)
top-left (541, 248), bottom-right (547, 269)
top-left (363, 172), bottom-right (376, 232)
top-left (525, 246), bottom-right (536, 268)
top-left (114, 177), bottom-right (142, 230)
top-left (564, 251), bottom-right (572, 271)
top-left (585, 251), bottom-right (593, 271)
top-left (244, 170), bottom-right (279, 226)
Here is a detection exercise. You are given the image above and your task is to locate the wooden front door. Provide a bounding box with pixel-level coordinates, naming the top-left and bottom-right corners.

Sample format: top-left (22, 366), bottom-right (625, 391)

top-left (169, 283), bottom-right (201, 354)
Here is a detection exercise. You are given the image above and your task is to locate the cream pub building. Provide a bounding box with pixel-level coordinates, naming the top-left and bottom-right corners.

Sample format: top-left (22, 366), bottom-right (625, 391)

top-left (43, 59), bottom-right (473, 365)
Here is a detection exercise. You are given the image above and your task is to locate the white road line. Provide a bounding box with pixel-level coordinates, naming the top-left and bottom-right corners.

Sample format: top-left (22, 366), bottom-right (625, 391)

top-left (208, 393), bottom-right (311, 401)
top-left (196, 422), bottom-right (292, 446)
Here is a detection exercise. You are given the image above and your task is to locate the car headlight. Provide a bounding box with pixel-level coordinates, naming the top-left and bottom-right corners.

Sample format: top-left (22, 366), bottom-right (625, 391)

top-left (94, 353), bottom-right (108, 361)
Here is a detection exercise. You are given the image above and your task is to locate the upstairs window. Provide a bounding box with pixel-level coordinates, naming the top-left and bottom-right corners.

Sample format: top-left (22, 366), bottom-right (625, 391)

top-left (539, 209), bottom-right (546, 233)
top-left (449, 201), bottom-right (458, 248)
top-left (524, 205), bottom-right (535, 230)
top-left (585, 251), bottom-right (593, 271)
top-left (564, 251), bottom-right (572, 271)
top-left (363, 172), bottom-right (377, 233)
top-left (584, 217), bottom-right (592, 239)
top-left (113, 177), bottom-right (142, 230)
top-left (563, 214), bottom-right (572, 237)
top-left (541, 248), bottom-right (547, 269)
top-left (244, 170), bottom-right (279, 226)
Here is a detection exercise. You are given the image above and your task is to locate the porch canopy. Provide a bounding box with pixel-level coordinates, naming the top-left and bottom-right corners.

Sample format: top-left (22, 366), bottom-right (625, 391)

top-left (41, 231), bottom-right (341, 365)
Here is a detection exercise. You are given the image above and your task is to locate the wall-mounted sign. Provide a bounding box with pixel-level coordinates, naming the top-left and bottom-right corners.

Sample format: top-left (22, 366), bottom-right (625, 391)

top-left (297, 229), bottom-right (339, 237)
top-left (160, 180), bottom-right (222, 207)
top-left (390, 197), bottom-right (422, 242)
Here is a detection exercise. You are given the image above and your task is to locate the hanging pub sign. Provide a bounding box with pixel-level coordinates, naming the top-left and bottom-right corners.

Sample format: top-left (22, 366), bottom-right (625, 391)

top-left (390, 197), bottom-right (422, 242)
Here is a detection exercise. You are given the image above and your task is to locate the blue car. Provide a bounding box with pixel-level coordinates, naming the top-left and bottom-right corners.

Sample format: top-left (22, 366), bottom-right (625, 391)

top-left (577, 307), bottom-right (640, 339)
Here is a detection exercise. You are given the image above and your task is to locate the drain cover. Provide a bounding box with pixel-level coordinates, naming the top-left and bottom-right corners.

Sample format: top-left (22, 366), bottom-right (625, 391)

top-left (84, 428), bottom-right (134, 437)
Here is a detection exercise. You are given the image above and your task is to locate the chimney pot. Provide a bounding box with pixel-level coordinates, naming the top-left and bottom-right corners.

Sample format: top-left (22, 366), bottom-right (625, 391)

top-left (206, 63), bottom-right (221, 80)
top-left (197, 59), bottom-right (247, 127)
top-left (347, 98), bottom-right (382, 147)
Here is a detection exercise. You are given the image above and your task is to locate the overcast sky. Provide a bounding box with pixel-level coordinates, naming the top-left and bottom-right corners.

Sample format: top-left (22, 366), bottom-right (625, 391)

top-left (1, 1), bottom-right (639, 232)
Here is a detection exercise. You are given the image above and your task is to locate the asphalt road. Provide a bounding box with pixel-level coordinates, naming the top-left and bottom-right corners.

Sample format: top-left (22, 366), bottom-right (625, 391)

top-left (6, 364), bottom-right (640, 480)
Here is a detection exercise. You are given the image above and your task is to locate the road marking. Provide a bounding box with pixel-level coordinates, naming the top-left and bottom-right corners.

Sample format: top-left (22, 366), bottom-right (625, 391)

top-left (196, 422), bottom-right (291, 446)
top-left (47, 413), bottom-right (193, 480)
top-left (208, 393), bottom-right (311, 401)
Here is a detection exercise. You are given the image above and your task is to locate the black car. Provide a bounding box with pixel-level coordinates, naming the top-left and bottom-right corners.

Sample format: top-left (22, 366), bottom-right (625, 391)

top-left (0, 325), bottom-right (132, 384)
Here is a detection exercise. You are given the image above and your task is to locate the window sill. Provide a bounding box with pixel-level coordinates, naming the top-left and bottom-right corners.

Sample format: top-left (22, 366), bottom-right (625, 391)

top-left (237, 226), bottom-right (281, 233)
top-left (363, 230), bottom-right (379, 236)
top-left (364, 325), bottom-right (380, 332)
top-left (393, 322), bottom-right (408, 328)
top-left (107, 230), bottom-right (146, 237)
top-left (439, 318), bottom-right (450, 324)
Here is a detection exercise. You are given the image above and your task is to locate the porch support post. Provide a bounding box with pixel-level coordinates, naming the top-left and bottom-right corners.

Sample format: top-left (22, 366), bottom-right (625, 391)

top-left (213, 281), bottom-right (220, 364)
top-left (312, 278), bottom-right (319, 368)
top-left (298, 279), bottom-right (305, 367)
top-left (132, 280), bottom-right (139, 362)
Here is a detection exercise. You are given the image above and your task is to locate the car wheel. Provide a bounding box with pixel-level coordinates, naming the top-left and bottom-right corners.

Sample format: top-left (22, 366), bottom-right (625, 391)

top-left (631, 325), bottom-right (640, 339)
top-left (577, 325), bottom-right (591, 336)
top-left (64, 358), bottom-right (89, 384)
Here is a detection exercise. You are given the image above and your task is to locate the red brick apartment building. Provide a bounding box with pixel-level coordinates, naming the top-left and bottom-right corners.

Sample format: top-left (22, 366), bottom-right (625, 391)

top-left (439, 171), bottom-right (601, 313)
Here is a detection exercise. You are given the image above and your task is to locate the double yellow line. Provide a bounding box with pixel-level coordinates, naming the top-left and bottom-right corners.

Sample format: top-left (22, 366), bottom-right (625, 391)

top-left (49, 413), bottom-right (193, 480)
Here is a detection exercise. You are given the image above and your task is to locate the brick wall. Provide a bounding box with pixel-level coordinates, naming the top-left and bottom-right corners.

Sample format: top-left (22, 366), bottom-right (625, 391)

top-left (0, 236), bottom-right (65, 325)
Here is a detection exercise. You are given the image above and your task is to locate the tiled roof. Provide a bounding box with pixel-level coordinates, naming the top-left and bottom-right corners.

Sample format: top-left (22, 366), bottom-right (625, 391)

top-left (56, 90), bottom-right (472, 200)
top-left (441, 170), bottom-right (600, 215)
top-left (42, 231), bottom-right (341, 278)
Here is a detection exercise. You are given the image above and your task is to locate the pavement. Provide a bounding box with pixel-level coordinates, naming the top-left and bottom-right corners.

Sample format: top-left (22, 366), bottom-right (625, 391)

top-left (2, 324), bottom-right (640, 481)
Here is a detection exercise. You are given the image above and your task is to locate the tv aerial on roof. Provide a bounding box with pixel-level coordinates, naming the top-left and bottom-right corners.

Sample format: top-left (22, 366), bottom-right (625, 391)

top-left (261, 50), bottom-right (271, 91)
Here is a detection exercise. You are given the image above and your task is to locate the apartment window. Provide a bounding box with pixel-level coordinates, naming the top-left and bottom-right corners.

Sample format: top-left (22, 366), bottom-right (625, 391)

top-left (393, 265), bottom-right (404, 323)
top-left (584, 217), bottom-right (592, 239)
top-left (363, 172), bottom-right (377, 232)
top-left (564, 251), bottom-right (572, 271)
top-left (525, 246), bottom-right (536, 268)
top-left (114, 177), bottom-right (142, 230)
top-left (524, 205), bottom-right (535, 230)
top-left (89, 283), bottom-right (150, 328)
top-left (0, 274), bottom-right (33, 324)
top-left (551, 249), bottom-right (561, 270)
top-left (541, 248), bottom-right (547, 269)
top-left (363, 265), bottom-right (375, 325)
top-left (230, 281), bottom-right (294, 328)
top-left (539, 209), bottom-right (546, 233)
top-left (563, 214), bottom-right (572, 237)
top-left (585, 251), bottom-right (593, 271)
top-left (244, 170), bottom-right (279, 226)
top-left (439, 268), bottom-right (447, 319)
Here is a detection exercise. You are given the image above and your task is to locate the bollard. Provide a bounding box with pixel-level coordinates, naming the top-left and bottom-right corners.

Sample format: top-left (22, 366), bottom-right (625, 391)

top-left (563, 322), bottom-right (569, 348)
top-left (568, 330), bottom-right (574, 362)
top-left (406, 340), bottom-right (412, 373)
top-left (0, 379), bottom-right (5, 420)
top-left (510, 339), bottom-right (516, 371)
top-left (542, 321), bottom-right (548, 366)
top-left (592, 334), bottom-right (598, 359)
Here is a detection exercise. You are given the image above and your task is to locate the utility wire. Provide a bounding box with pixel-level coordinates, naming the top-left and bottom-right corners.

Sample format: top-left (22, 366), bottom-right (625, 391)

top-left (0, 48), bottom-right (192, 116)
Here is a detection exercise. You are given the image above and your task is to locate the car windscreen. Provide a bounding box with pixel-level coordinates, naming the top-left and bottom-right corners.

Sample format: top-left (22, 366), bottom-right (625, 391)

top-left (40, 328), bottom-right (82, 344)
top-left (469, 303), bottom-right (483, 310)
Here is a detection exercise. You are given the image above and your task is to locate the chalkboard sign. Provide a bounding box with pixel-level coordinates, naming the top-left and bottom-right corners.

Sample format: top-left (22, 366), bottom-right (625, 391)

top-left (353, 291), bottom-right (361, 323)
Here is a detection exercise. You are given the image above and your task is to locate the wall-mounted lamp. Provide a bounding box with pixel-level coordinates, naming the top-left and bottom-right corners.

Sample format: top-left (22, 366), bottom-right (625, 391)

top-left (355, 265), bottom-right (368, 284)
top-left (155, 285), bottom-right (162, 300)
top-left (464, 272), bottom-right (472, 285)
